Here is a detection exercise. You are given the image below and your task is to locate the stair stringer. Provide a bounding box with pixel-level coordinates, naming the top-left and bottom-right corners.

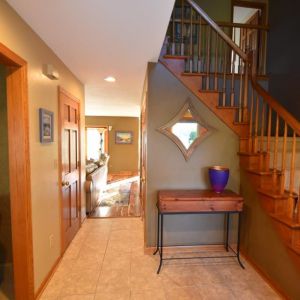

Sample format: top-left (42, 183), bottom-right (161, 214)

top-left (159, 56), bottom-right (249, 138)
top-left (239, 155), bottom-right (300, 272)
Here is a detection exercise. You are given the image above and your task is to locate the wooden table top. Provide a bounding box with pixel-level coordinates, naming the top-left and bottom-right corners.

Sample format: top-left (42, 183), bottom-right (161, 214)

top-left (157, 189), bottom-right (243, 213)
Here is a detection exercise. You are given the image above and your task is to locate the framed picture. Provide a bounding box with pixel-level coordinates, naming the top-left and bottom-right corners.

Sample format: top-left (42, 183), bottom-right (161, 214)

top-left (39, 108), bottom-right (54, 143)
top-left (115, 131), bottom-right (133, 144)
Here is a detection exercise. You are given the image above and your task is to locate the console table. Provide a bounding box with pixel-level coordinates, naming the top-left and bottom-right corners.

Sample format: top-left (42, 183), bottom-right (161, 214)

top-left (153, 189), bottom-right (244, 274)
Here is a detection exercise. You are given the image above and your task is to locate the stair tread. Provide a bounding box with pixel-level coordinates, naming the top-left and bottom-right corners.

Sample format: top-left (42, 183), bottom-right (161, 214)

top-left (216, 106), bottom-right (239, 110)
top-left (182, 72), bottom-right (206, 76)
top-left (164, 55), bottom-right (188, 59)
top-left (270, 213), bottom-right (300, 229)
top-left (233, 121), bottom-right (249, 125)
top-left (237, 151), bottom-right (261, 157)
top-left (247, 168), bottom-right (281, 176)
top-left (257, 188), bottom-right (289, 199)
top-left (199, 89), bottom-right (220, 93)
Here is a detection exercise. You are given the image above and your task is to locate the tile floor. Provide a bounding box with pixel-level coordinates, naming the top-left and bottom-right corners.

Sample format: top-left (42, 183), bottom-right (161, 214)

top-left (40, 218), bottom-right (281, 300)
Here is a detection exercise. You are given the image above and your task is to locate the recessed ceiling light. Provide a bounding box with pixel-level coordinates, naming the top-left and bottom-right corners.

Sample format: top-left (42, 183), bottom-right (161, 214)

top-left (104, 76), bottom-right (116, 82)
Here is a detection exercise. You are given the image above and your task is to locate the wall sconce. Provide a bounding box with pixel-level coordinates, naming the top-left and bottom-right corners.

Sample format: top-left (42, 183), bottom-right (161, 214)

top-left (108, 126), bottom-right (112, 131)
top-left (42, 64), bottom-right (59, 80)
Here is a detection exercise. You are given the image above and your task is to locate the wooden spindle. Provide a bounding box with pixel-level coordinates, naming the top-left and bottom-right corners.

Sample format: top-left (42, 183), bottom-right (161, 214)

top-left (260, 102), bottom-right (266, 153)
top-left (181, 0), bottom-right (184, 55)
top-left (214, 33), bottom-right (218, 90)
top-left (242, 60), bottom-right (249, 122)
top-left (248, 88), bottom-right (254, 152)
top-left (189, 7), bottom-right (193, 58)
top-left (222, 43), bottom-right (227, 106)
top-left (238, 59), bottom-right (244, 122)
top-left (272, 113), bottom-right (279, 177)
top-left (230, 51), bottom-right (236, 106)
top-left (280, 122), bottom-right (287, 194)
top-left (172, 10), bottom-right (175, 55)
top-left (288, 132), bottom-right (297, 218)
top-left (298, 186), bottom-right (300, 223)
top-left (254, 94), bottom-right (259, 153)
top-left (267, 108), bottom-right (272, 153)
top-left (197, 15), bottom-right (202, 72)
top-left (206, 26), bottom-right (211, 89)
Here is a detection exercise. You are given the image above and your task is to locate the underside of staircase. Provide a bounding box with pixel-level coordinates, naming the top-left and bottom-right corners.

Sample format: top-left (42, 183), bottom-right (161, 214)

top-left (162, 0), bottom-right (300, 284)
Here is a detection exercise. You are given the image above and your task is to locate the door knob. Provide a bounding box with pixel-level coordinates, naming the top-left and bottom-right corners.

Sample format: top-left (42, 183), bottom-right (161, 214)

top-left (62, 181), bottom-right (70, 187)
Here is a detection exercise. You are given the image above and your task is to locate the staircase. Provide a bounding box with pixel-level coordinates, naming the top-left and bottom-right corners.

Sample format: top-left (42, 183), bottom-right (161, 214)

top-left (160, 0), bottom-right (300, 270)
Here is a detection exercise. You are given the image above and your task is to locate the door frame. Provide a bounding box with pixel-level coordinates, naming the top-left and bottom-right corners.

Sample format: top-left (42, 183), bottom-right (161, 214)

top-left (0, 43), bottom-right (34, 298)
top-left (58, 86), bottom-right (81, 254)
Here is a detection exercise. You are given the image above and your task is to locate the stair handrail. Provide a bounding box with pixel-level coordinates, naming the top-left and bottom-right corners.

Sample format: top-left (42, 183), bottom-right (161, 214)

top-left (187, 0), bottom-right (300, 135)
top-left (186, 0), bottom-right (247, 61)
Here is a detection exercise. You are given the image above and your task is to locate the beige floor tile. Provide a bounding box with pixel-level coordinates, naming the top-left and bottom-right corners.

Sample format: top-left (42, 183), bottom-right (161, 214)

top-left (130, 288), bottom-right (166, 300)
top-left (197, 282), bottom-right (236, 300)
top-left (40, 218), bottom-right (280, 300)
top-left (60, 295), bottom-right (95, 300)
top-left (60, 269), bottom-right (100, 297)
top-left (95, 286), bottom-right (130, 300)
top-left (164, 286), bottom-right (202, 300)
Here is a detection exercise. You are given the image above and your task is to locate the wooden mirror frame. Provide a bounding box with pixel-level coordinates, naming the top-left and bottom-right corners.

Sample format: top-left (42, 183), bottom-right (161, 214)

top-left (157, 99), bottom-right (215, 161)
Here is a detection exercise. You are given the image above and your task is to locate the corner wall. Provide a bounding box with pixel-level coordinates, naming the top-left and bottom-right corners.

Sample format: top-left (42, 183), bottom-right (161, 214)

top-left (86, 116), bottom-right (139, 173)
top-left (0, 1), bottom-right (85, 292)
top-left (146, 62), bottom-right (240, 246)
top-left (267, 0), bottom-right (300, 119)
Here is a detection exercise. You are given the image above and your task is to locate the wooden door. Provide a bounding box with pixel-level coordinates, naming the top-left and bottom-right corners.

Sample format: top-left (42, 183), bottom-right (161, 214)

top-left (59, 88), bottom-right (81, 252)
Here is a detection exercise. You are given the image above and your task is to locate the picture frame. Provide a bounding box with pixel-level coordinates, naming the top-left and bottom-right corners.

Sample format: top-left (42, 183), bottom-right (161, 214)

top-left (39, 108), bottom-right (54, 143)
top-left (115, 131), bottom-right (133, 144)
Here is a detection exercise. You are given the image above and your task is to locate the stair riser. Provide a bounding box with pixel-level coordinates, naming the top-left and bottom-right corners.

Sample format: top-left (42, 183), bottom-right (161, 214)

top-left (259, 194), bottom-right (289, 215)
top-left (239, 156), bottom-right (261, 169)
top-left (273, 220), bottom-right (300, 250)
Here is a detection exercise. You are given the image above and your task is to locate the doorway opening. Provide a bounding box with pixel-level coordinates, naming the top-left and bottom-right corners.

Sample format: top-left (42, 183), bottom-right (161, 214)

top-left (85, 117), bottom-right (140, 218)
top-left (232, 1), bottom-right (267, 74)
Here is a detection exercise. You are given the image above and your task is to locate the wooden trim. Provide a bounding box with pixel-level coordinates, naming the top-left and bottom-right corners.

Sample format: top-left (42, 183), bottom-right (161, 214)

top-left (241, 250), bottom-right (287, 299)
top-left (0, 42), bottom-right (34, 299)
top-left (34, 255), bottom-right (62, 299)
top-left (0, 43), bottom-right (26, 66)
top-left (58, 87), bottom-right (82, 255)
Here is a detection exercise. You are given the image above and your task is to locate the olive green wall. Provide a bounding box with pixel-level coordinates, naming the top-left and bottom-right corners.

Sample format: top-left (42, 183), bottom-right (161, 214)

top-left (194, 0), bottom-right (231, 22)
top-left (86, 116), bottom-right (139, 173)
top-left (240, 170), bottom-right (300, 299)
top-left (0, 1), bottom-right (85, 292)
top-left (146, 62), bottom-right (240, 246)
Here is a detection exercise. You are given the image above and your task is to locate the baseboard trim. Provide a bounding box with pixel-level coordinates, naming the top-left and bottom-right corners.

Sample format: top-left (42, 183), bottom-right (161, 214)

top-left (241, 250), bottom-right (288, 300)
top-left (34, 254), bottom-right (62, 299)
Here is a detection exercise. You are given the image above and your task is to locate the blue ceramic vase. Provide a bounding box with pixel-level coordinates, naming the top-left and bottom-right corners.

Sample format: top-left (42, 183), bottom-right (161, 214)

top-left (208, 166), bottom-right (229, 193)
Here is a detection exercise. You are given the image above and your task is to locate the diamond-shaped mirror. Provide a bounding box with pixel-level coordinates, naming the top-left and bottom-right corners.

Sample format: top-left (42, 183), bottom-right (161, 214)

top-left (157, 100), bottom-right (214, 161)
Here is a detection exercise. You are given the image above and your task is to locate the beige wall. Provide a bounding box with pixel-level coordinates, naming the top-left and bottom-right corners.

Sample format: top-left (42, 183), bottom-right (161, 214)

top-left (146, 62), bottom-right (240, 246)
top-left (0, 1), bottom-right (85, 292)
top-left (0, 65), bottom-right (12, 265)
top-left (86, 116), bottom-right (139, 173)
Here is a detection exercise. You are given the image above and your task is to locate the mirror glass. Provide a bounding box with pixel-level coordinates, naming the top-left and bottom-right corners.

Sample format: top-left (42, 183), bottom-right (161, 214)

top-left (158, 101), bottom-right (213, 160)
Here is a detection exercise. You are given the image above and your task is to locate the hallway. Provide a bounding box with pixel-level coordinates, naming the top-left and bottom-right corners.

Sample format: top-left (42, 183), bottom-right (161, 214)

top-left (40, 218), bottom-right (280, 299)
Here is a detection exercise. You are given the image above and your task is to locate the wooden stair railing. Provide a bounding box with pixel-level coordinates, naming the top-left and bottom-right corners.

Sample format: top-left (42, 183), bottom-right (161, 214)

top-left (161, 0), bottom-right (300, 261)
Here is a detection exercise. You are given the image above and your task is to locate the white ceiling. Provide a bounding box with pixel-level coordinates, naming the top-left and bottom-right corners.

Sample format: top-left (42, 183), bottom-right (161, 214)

top-left (7, 0), bottom-right (175, 117)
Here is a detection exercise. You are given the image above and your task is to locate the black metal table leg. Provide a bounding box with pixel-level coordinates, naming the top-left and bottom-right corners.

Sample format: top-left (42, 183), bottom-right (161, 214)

top-left (237, 212), bottom-right (245, 269)
top-left (225, 212), bottom-right (230, 251)
top-left (157, 213), bottom-right (163, 274)
top-left (153, 210), bottom-right (160, 255)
